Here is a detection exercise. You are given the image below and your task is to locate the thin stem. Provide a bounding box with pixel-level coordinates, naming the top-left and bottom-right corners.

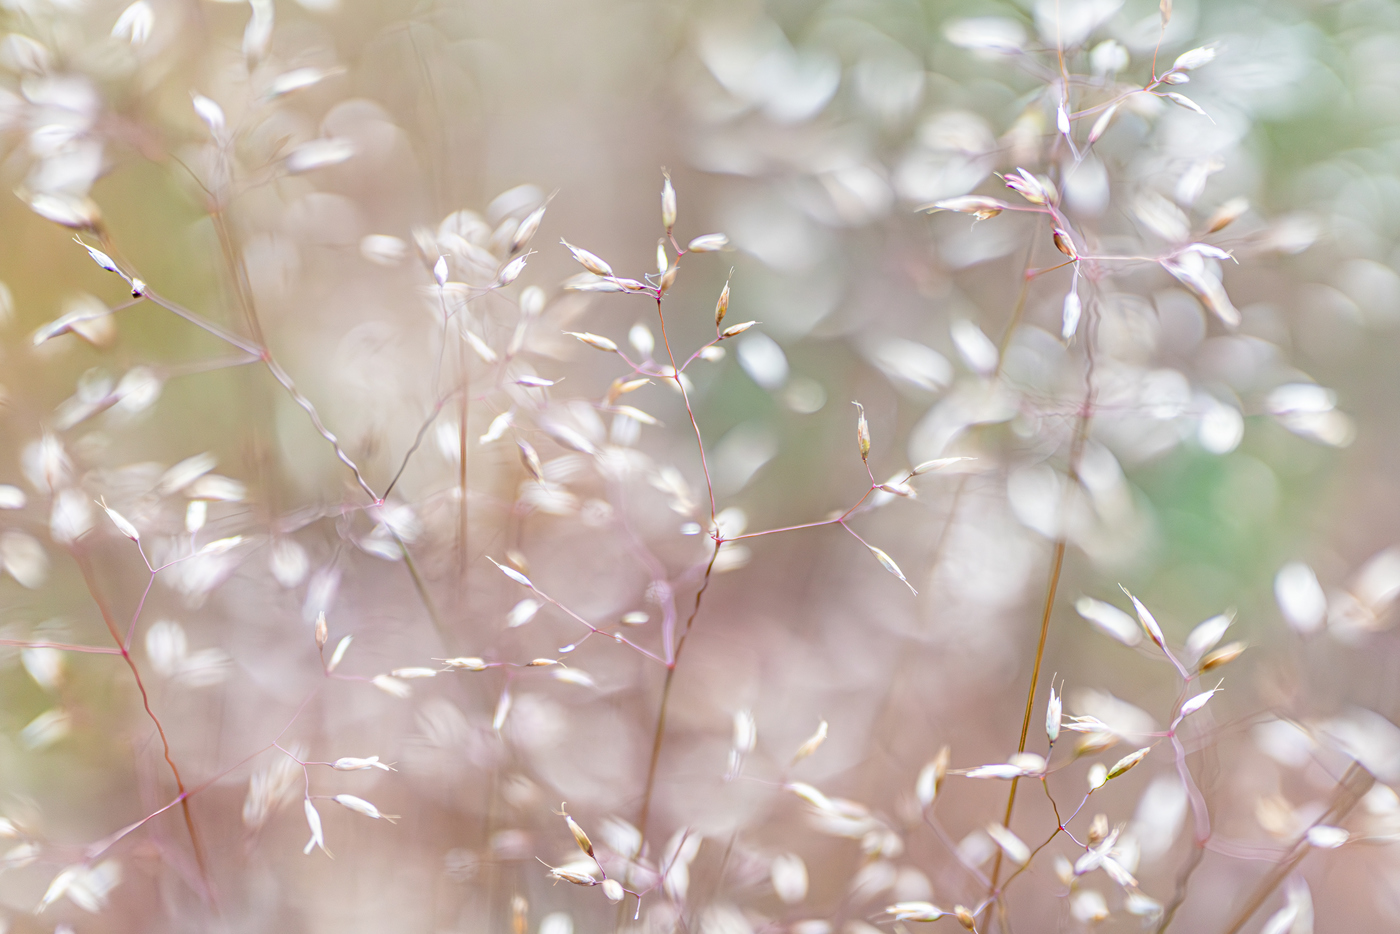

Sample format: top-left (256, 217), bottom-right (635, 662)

top-left (987, 386), bottom-right (1094, 905)
top-left (71, 547), bottom-right (211, 897)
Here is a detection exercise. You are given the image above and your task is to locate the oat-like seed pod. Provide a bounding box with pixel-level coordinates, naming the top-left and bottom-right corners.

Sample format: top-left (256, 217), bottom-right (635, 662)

top-left (1088, 813), bottom-right (1109, 845)
top-left (1106, 746), bottom-right (1150, 780)
top-left (602, 879), bottom-right (625, 902)
top-left (565, 331), bottom-right (619, 353)
top-left (1046, 685), bottom-right (1062, 744)
top-left (954, 904), bottom-right (977, 930)
top-left (559, 239), bottom-right (614, 277)
top-left (518, 441), bottom-right (543, 483)
top-left (661, 172), bottom-right (677, 231)
top-left (719, 321), bottom-right (756, 339)
top-left (511, 204), bottom-right (547, 253)
top-left (314, 612), bottom-right (328, 649)
top-left (1206, 197), bottom-right (1248, 233)
top-left (1201, 641), bottom-right (1246, 670)
top-left (1087, 762), bottom-right (1108, 791)
top-left (853, 402), bottom-right (870, 459)
top-left (564, 812), bottom-right (595, 858)
top-left (327, 635), bottom-right (351, 672)
top-left (1052, 227), bottom-right (1077, 259)
top-left (714, 280), bottom-right (730, 328)
top-left (792, 720), bottom-right (827, 762)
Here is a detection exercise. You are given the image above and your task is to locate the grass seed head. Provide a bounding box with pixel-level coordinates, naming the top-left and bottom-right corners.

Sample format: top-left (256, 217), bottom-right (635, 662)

top-left (955, 904), bottom-right (977, 930)
top-left (559, 239), bottom-right (614, 277)
top-left (661, 171), bottom-right (677, 231)
top-left (853, 402), bottom-right (871, 459)
top-left (564, 813), bottom-right (594, 858)
top-left (1201, 641), bottom-right (1246, 671)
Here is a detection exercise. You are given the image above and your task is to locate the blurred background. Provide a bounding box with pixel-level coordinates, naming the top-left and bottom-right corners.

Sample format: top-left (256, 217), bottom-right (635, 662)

top-left (3, 0), bottom-right (1400, 931)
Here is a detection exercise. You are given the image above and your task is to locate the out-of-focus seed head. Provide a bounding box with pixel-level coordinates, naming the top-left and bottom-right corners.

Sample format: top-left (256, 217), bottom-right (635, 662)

top-left (1201, 641), bottom-right (1246, 671)
top-left (315, 611), bottom-right (328, 648)
top-left (792, 720), bottom-right (828, 763)
top-left (439, 656), bottom-right (488, 670)
top-left (602, 879), bottom-right (625, 902)
top-left (511, 204), bottom-right (547, 253)
top-left (512, 894), bottom-right (528, 934)
top-left (1172, 46), bottom-right (1216, 71)
top-left (955, 905), bottom-right (976, 930)
top-left (433, 255), bottom-right (448, 286)
top-left (656, 239), bottom-right (668, 276)
top-left (1088, 813), bottom-right (1109, 845)
top-left (916, 745), bottom-right (950, 808)
top-left (1206, 197), bottom-right (1249, 234)
top-left (686, 233), bottom-right (728, 252)
top-left (327, 635), bottom-right (352, 672)
top-left (1088, 762), bottom-right (1108, 791)
top-left (1078, 732), bottom-right (1118, 757)
top-left (922, 195), bottom-right (1008, 220)
top-left (661, 171), bottom-right (677, 231)
top-left (1088, 104), bottom-right (1119, 144)
top-left (518, 440), bottom-right (543, 482)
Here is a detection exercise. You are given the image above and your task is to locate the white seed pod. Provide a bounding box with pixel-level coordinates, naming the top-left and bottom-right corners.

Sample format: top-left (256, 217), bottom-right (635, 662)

top-left (1106, 747), bottom-right (1150, 780)
top-left (100, 502), bottom-right (140, 541)
top-left (661, 172), bottom-right (677, 230)
top-left (1076, 596), bottom-right (1142, 646)
top-left (303, 799), bottom-right (329, 856)
top-left (334, 793), bottom-right (398, 822)
top-left (922, 195), bottom-right (1007, 219)
top-left (371, 674), bottom-right (411, 698)
top-left (985, 823), bottom-right (1029, 864)
top-left (285, 138), bottom-right (355, 174)
top-left (1177, 687), bottom-right (1219, 720)
top-left (686, 233), bottom-right (728, 252)
top-left (439, 656), bottom-right (488, 670)
top-left (602, 879), bottom-right (625, 902)
top-left (332, 756), bottom-right (394, 771)
top-left (559, 239), bottom-right (613, 277)
top-left (112, 1), bottom-right (154, 44)
top-left (733, 710), bottom-right (757, 753)
top-left (511, 204), bottom-right (547, 253)
top-left (565, 331), bottom-right (618, 353)
top-left (770, 853), bottom-right (808, 904)
top-left (887, 901), bottom-right (945, 922)
top-left (793, 720), bottom-right (828, 762)
top-left (1172, 46), bottom-right (1216, 71)
top-left (1046, 686), bottom-right (1062, 743)
top-left (390, 667), bottom-right (438, 679)
top-left (492, 560), bottom-right (534, 588)
top-left (327, 635), bottom-right (352, 672)
top-left (867, 545), bottom-right (917, 594)
top-left (497, 253), bottom-right (528, 286)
